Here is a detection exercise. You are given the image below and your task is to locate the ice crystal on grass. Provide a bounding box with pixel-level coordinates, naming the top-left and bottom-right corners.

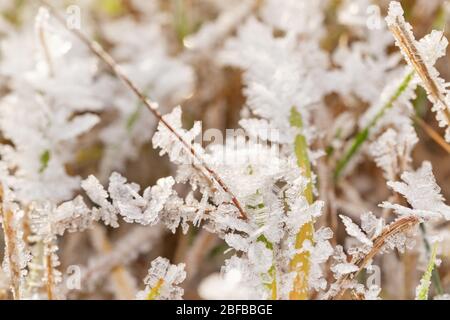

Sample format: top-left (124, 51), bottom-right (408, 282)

top-left (340, 215), bottom-right (373, 247)
top-left (136, 257), bottom-right (186, 300)
top-left (307, 228), bottom-right (334, 291)
top-left (381, 162), bottom-right (450, 220)
top-left (387, 1), bottom-right (450, 142)
top-left (152, 106), bottom-right (204, 165)
top-left (81, 175), bottom-right (119, 228)
top-left (332, 1), bottom-right (401, 105)
top-left (30, 198), bottom-right (93, 237)
top-left (1, 202), bottom-right (31, 299)
top-left (0, 7), bottom-right (107, 204)
top-left (370, 124), bottom-right (418, 180)
top-left (108, 173), bottom-right (175, 225)
top-left (80, 173), bottom-right (183, 229)
top-left (331, 263), bottom-right (359, 277)
top-left (220, 16), bottom-right (328, 144)
top-left (415, 243), bottom-right (438, 300)
top-left (2, 0), bottom-right (450, 302)
top-left (99, 17), bottom-right (195, 177)
top-left (361, 212), bottom-right (384, 239)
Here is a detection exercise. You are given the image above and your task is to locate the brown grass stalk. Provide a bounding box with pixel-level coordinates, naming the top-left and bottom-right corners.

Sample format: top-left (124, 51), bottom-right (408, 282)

top-left (45, 246), bottom-right (54, 300)
top-left (414, 115), bottom-right (450, 153)
top-left (330, 215), bottom-right (420, 300)
top-left (388, 16), bottom-right (450, 126)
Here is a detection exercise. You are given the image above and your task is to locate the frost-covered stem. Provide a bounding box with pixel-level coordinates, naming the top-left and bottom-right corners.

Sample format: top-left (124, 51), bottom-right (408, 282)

top-left (289, 108), bottom-right (314, 300)
top-left (45, 244), bottom-right (54, 300)
top-left (0, 188), bottom-right (20, 299)
top-left (246, 194), bottom-right (278, 299)
top-left (334, 71), bottom-right (415, 180)
top-left (255, 234), bottom-right (277, 300)
top-left (39, 0), bottom-right (248, 221)
top-left (331, 215), bottom-right (420, 299)
top-left (387, 3), bottom-right (450, 128)
top-left (25, 241), bottom-right (46, 299)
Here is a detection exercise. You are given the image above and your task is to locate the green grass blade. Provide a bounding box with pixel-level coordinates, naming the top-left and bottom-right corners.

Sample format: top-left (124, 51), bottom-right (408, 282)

top-left (333, 71), bottom-right (415, 181)
top-left (415, 242), bottom-right (439, 300)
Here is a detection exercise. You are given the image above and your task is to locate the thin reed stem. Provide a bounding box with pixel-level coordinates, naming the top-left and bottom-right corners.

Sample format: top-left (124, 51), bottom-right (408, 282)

top-left (0, 187), bottom-right (21, 299)
top-left (413, 115), bottom-right (450, 153)
top-left (330, 215), bottom-right (420, 299)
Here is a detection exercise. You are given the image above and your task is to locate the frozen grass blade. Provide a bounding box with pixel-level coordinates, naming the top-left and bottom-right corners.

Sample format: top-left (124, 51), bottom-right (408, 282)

top-left (415, 242), bottom-right (438, 300)
top-left (289, 108), bottom-right (314, 300)
top-left (0, 187), bottom-right (21, 299)
top-left (419, 224), bottom-right (444, 296)
top-left (387, 1), bottom-right (450, 142)
top-left (146, 279), bottom-right (164, 300)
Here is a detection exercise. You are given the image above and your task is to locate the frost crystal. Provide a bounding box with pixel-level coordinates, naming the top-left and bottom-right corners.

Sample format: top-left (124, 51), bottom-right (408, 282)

top-left (0, 6), bottom-right (107, 204)
top-left (381, 162), bottom-right (450, 220)
top-left (339, 215), bottom-right (373, 247)
top-left (2, 0), bottom-right (450, 302)
top-left (220, 15), bottom-right (328, 143)
top-left (80, 173), bottom-right (182, 230)
top-left (387, 1), bottom-right (450, 142)
top-left (331, 263), bottom-right (359, 277)
top-left (152, 106), bottom-right (204, 165)
top-left (30, 197), bottom-right (93, 236)
top-left (81, 175), bottom-right (119, 228)
top-left (136, 257), bottom-right (186, 300)
top-left (370, 125), bottom-right (418, 180)
top-left (1, 203), bottom-right (31, 298)
top-left (308, 228), bottom-right (334, 291)
top-left (361, 212), bottom-right (384, 239)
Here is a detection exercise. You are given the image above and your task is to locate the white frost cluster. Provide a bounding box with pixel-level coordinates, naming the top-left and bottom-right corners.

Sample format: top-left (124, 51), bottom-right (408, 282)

top-left (136, 257), bottom-right (186, 300)
top-left (1, 0), bottom-right (450, 302)
top-left (386, 1), bottom-right (450, 142)
top-left (220, 13), bottom-right (329, 144)
top-left (370, 124), bottom-right (418, 180)
top-left (80, 173), bottom-right (186, 230)
top-left (0, 8), bottom-right (108, 204)
top-left (382, 162), bottom-right (450, 220)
